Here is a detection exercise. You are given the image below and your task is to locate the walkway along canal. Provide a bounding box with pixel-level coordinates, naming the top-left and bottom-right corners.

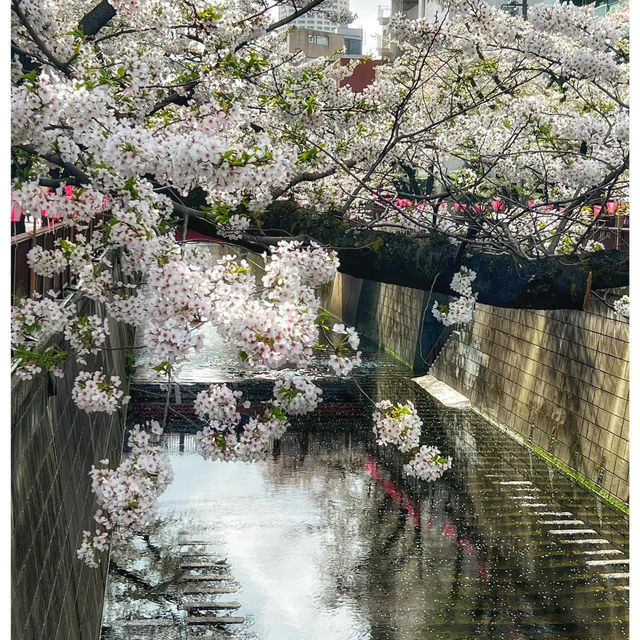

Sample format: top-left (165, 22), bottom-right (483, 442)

top-left (99, 319), bottom-right (629, 640)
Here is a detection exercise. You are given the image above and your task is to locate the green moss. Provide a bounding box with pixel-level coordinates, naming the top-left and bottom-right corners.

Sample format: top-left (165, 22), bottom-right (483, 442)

top-left (472, 407), bottom-right (629, 517)
top-left (124, 349), bottom-right (136, 384)
top-left (383, 347), bottom-right (412, 369)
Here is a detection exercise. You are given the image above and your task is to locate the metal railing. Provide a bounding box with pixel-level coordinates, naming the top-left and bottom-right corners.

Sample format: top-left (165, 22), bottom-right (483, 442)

top-left (10, 213), bottom-right (109, 301)
top-left (590, 214), bottom-right (630, 251)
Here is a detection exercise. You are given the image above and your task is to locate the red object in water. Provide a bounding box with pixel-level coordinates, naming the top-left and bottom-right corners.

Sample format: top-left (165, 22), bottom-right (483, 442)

top-left (383, 480), bottom-right (403, 504)
top-left (460, 538), bottom-right (473, 556)
top-left (442, 523), bottom-right (456, 539)
top-left (405, 500), bottom-right (420, 527)
top-left (364, 457), bottom-right (382, 481)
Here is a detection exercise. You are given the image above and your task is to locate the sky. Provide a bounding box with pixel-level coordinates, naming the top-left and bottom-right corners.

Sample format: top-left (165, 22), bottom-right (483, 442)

top-left (348, 0), bottom-right (383, 55)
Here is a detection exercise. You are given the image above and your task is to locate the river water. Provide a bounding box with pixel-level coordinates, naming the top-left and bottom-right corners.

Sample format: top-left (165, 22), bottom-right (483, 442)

top-left (101, 245), bottom-right (628, 640)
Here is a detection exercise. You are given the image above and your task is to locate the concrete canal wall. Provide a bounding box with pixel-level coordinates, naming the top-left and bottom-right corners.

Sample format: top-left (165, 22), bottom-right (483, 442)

top-left (322, 273), bottom-right (629, 506)
top-left (11, 296), bottom-right (132, 640)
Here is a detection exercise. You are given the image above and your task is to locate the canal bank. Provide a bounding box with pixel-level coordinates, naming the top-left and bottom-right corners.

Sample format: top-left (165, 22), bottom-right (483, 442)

top-left (321, 271), bottom-right (630, 507)
top-left (100, 317), bottom-right (628, 639)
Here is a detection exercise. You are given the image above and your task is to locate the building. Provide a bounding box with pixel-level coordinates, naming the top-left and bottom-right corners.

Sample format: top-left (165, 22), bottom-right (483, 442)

top-left (379, 0), bottom-right (621, 59)
top-left (286, 26), bottom-right (362, 61)
top-left (278, 0), bottom-right (351, 33)
top-left (287, 28), bottom-right (346, 60)
top-left (338, 26), bottom-right (364, 57)
top-left (378, 1), bottom-right (434, 60)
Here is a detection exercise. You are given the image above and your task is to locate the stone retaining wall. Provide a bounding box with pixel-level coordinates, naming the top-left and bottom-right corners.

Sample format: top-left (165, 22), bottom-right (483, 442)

top-left (430, 297), bottom-right (629, 504)
top-left (12, 296), bottom-right (133, 640)
top-left (323, 273), bottom-right (629, 505)
top-left (322, 272), bottom-right (448, 369)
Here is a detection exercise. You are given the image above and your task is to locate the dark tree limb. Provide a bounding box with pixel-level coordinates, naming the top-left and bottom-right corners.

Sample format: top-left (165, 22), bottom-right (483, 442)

top-left (181, 199), bottom-right (628, 311)
top-left (79, 0), bottom-right (117, 38)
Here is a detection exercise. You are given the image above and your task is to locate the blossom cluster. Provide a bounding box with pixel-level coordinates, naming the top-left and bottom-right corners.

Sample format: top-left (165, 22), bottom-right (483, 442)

top-left (71, 371), bottom-right (129, 414)
top-left (262, 241), bottom-right (339, 296)
top-left (11, 294), bottom-right (71, 347)
top-left (372, 400), bottom-right (422, 453)
top-left (27, 246), bottom-right (68, 278)
top-left (195, 386), bottom-right (290, 462)
top-left (404, 446), bottom-right (453, 482)
top-left (273, 372), bottom-right (323, 415)
top-left (432, 267), bottom-right (478, 326)
top-left (217, 214), bottom-right (251, 240)
top-left (371, 399), bottom-right (453, 482)
top-left (613, 295), bottom-right (629, 318)
top-left (194, 383), bottom-right (245, 425)
top-left (77, 421), bottom-right (172, 567)
top-left (64, 315), bottom-right (110, 362)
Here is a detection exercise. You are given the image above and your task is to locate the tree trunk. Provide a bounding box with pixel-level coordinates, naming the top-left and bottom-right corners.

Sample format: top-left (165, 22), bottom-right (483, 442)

top-left (185, 200), bottom-right (628, 311)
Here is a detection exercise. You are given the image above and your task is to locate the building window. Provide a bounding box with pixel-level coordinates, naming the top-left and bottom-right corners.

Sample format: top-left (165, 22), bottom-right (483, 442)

top-left (309, 33), bottom-right (330, 46)
top-left (344, 37), bottom-right (362, 56)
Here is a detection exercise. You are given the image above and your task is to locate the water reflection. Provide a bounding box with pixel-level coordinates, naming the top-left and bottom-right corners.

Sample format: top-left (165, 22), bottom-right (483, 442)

top-left (115, 291), bottom-right (628, 639)
top-left (102, 411), bottom-right (628, 640)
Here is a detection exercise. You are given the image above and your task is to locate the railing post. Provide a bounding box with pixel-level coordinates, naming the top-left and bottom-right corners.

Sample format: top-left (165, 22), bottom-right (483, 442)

top-left (29, 218), bottom-right (37, 298)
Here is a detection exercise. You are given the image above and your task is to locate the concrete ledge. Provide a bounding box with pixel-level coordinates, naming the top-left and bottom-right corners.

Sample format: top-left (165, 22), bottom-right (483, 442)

top-left (411, 374), bottom-right (471, 409)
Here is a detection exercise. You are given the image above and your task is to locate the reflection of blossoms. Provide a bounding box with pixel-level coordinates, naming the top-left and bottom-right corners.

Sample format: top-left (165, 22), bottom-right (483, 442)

top-left (77, 421), bottom-right (173, 568)
top-left (372, 400), bottom-right (422, 453)
top-left (404, 445), bottom-right (452, 482)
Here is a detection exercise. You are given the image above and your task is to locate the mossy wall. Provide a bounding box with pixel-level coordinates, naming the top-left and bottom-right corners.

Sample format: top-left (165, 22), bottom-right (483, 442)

top-left (430, 297), bottom-right (629, 505)
top-left (323, 272), bottom-right (629, 505)
top-left (12, 297), bottom-right (133, 640)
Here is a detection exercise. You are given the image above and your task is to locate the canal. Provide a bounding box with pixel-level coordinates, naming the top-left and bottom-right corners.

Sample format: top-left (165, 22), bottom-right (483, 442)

top-left (100, 300), bottom-right (629, 640)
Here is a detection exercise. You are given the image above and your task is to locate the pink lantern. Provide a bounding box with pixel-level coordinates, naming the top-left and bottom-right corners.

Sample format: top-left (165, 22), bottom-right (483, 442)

top-left (606, 201), bottom-right (619, 215)
top-left (593, 205), bottom-right (602, 218)
top-left (11, 200), bottom-right (22, 222)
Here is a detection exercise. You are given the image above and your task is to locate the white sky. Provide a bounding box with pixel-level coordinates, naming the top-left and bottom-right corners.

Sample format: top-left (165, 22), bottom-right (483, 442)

top-left (348, 0), bottom-right (383, 55)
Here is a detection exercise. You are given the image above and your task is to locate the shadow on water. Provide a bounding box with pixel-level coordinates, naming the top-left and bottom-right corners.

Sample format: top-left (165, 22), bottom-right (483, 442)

top-left (103, 335), bottom-right (628, 640)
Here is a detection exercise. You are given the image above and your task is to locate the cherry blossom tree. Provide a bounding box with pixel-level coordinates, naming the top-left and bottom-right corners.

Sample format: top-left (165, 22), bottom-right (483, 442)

top-left (11, 0), bottom-right (628, 565)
